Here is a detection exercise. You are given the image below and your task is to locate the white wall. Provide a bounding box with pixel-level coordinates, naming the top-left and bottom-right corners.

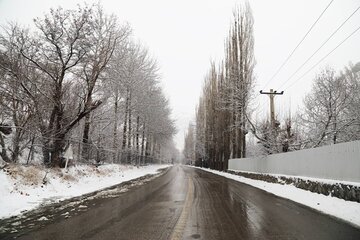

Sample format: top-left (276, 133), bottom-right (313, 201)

top-left (228, 141), bottom-right (360, 182)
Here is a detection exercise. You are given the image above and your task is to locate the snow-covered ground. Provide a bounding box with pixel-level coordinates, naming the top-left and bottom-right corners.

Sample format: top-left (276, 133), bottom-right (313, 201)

top-left (0, 164), bottom-right (170, 219)
top-left (229, 169), bottom-right (360, 187)
top-left (194, 166), bottom-right (360, 228)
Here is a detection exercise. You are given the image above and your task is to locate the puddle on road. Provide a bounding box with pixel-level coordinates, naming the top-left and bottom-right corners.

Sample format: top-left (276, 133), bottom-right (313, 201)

top-left (191, 233), bottom-right (201, 239)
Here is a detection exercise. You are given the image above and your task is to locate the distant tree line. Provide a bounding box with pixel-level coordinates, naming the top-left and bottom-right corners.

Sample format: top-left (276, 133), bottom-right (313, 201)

top-left (0, 4), bottom-right (176, 167)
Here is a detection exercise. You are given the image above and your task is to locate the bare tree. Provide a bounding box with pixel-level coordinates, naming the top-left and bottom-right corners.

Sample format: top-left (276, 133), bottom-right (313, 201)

top-left (0, 24), bottom-right (38, 163)
top-left (183, 123), bottom-right (195, 165)
top-left (79, 5), bottom-right (131, 161)
top-left (188, 2), bottom-right (255, 171)
top-left (301, 67), bottom-right (359, 147)
top-left (0, 4), bottom-right (177, 167)
top-left (106, 39), bottom-right (174, 165)
top-left (340, 62), bottom-right (360, 141)
top-left (0, 5), bottom-right (121, 166)
top-left (223, 3), bottom-right (255, 159)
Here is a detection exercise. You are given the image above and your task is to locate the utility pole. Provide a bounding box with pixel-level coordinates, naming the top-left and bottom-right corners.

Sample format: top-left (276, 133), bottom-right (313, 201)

top-left (260, 89), bottom-right (284, 128)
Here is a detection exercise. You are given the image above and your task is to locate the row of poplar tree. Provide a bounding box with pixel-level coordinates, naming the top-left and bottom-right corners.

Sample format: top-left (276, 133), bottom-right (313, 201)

top-left (183, 3), bottom-right (360, 171)
top-left (184, 3), bottom-right (255, 170)
top-left (0, 4), bottom-right (176, 167)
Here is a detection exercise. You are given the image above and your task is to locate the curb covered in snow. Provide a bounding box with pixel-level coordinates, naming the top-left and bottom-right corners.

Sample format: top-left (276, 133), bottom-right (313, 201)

top-left (0, 164), bottom-right (170, 220)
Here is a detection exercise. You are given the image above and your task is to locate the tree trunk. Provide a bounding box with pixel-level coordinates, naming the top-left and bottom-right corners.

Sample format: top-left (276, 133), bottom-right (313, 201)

top-left (51, 136), bottom-right (65, 167)
top-left (333, 106), bottom-right (337, 144)
top-left (51, 105), bottom-right (66, 167)
top-left (11, 103), bottom-right (21, 163)
top-left (232, 111), bottom-right (237, 158)
top-left (237, 127), bottom-right (242, 158)
top-left (127, 90), bottom-right (132, 164)
top-left (50, 85), bottom-right (66, 167)
top-left (127, 92), bottom-right (132, 149)
top-left (223, 117), bottom-right (231, 170)
top-left (26, 136), bottom-right (35, 165)
top-left (0, 134), bottom-right (10, 163)
top-left (242, 111), bottom-right (246, 158)
top-left (112, 91), bottom-right (119, 163)
top-left (158, 144), bottom-right (161, 164)
top-left (82, 113), bottom-right (91, 161)
top-left (11, 131), bottom-right (21, 163)
top-left (136, 116), bottom-right (140, 165)
top-left (145, 134), bottom-right (151, 164)
top-left (122, 89), bottom-right (129, 163)
top-left (140, 123), bottom-right (146, 165)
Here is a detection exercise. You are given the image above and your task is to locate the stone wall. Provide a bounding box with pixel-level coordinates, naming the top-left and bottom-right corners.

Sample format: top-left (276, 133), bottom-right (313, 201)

top-left (227, 170), bottom-right (360, 203)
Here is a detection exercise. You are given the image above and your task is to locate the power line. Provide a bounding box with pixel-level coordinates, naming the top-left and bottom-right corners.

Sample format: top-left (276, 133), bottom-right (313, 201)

top-left (284, 25), bottom-right (360, 91)
top-left (279, 5), bottom-right (360, 89)
top-left (263, 0), bottom-right (334, 89)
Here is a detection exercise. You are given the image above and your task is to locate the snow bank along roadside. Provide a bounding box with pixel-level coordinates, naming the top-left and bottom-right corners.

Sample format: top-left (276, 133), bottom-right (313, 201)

top-left (194, 166), bottom-right (360, 228)
top-left (227, 169), bottom-right (360, 203)
top-left (0, 164), bottom-right (170, 219)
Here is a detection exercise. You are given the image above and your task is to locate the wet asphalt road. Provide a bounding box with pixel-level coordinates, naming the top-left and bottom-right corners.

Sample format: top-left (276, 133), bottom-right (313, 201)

top-left (2, 165), bottom-right (360, 240)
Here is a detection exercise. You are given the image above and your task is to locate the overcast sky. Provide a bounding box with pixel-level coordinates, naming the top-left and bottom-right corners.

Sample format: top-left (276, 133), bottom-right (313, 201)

top-left (1, 0), bottom-right (359, 151)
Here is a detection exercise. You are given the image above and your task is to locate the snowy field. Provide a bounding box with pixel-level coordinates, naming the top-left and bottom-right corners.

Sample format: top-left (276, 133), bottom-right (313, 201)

top-left (0, 164), bottom-right (170, 219)
top-left (194, 166), bottom-right (360, 228)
